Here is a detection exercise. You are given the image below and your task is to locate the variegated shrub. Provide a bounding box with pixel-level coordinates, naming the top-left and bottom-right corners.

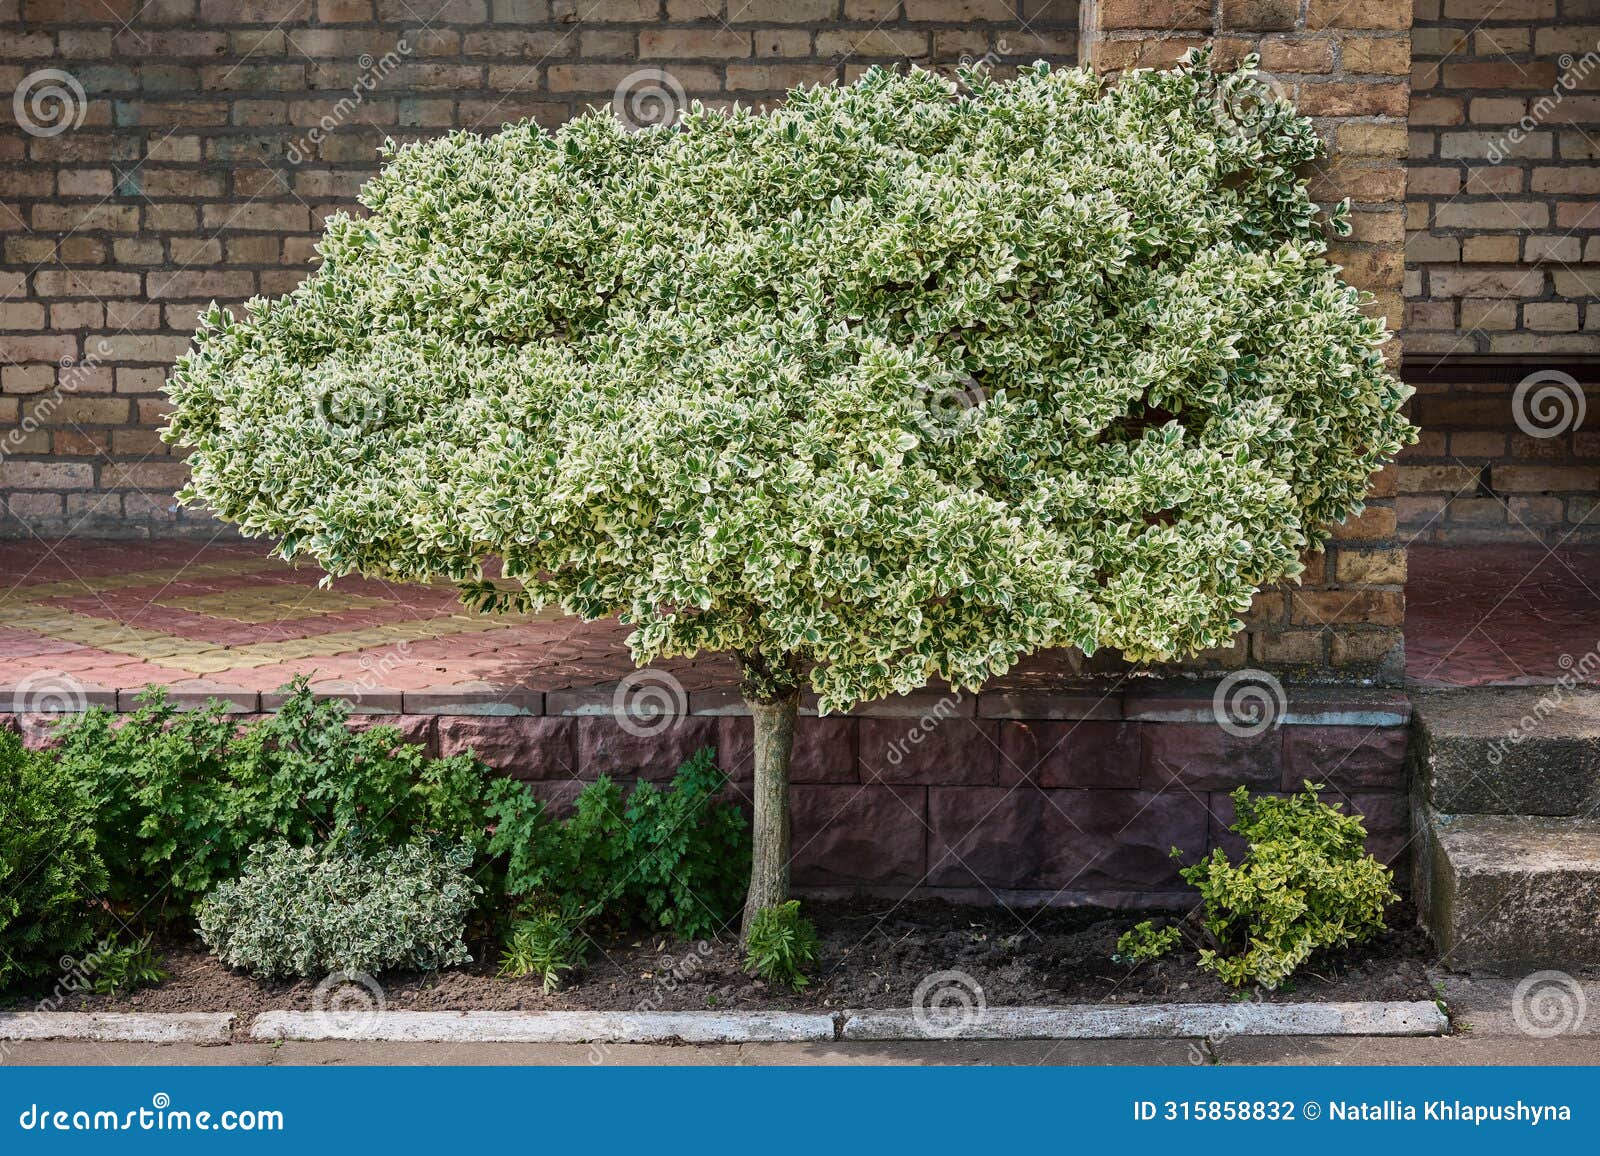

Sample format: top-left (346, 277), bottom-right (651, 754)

top-left (166, 52), bottom-right (1414, 932)
top-left (197, 839), bottom-right (480, 979)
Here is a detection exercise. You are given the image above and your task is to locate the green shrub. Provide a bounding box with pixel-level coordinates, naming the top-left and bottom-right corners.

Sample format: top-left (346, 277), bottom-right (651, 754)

top-left (83, 933), bottom-right (167, 998)
top-left (168, 52), bottom-right (1413, 716)
top-left (743, 900), bottom-right (820, 991)
top-left (621, 749), bottom-right (751, 937)
top-left (1179, 783), bottom-right (1398, 989)
top-left (196, 839), bottom-right (481, 979)
top-left (493, 777), bottom-right (626, 920)
top-left (0, 729), bottom-right (107, 991)
top-left (1113, 920), bottom-right (1180, 964)
top-left (499, 907), bottom-right (587, 992)
top-left (491, 748), bottom-right (749, 939)
top-left (55, 678), bottom-right (502, 916)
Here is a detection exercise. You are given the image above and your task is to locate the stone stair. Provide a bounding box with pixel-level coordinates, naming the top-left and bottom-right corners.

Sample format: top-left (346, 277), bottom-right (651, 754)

top-left (1411, 688), bottom-right (1600, 972)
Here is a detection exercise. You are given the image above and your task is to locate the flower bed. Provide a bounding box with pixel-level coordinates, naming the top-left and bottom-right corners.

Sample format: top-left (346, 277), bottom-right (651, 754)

top-left (2, 899), bottom-right (1435, 1022)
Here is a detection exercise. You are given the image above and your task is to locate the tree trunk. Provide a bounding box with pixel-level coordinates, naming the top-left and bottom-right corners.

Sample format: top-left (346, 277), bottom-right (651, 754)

top-left (740, 688), bottom-right (799, 943)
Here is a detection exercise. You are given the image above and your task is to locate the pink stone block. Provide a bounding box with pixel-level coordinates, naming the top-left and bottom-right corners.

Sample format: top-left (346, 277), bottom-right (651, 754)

top-left (437, 715), bottom-right (577, 780)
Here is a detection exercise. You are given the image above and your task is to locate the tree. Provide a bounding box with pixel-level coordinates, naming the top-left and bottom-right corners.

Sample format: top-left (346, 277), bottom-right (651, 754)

top-left (165, 52), bottom-right (1414, 938)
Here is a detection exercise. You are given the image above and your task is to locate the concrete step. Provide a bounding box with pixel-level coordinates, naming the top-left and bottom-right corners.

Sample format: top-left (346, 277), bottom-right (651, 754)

top-left (1417, 810), bottom-right (1600, 972)
top-left (1411, 688), bottom-right (1600, 816)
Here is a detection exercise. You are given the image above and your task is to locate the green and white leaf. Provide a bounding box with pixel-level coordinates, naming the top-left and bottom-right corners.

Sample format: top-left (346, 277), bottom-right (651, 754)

top-left (167, 52), bottom-right (1414, 715)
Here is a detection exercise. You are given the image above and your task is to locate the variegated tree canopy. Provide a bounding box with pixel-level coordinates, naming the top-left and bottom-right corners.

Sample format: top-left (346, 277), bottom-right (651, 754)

top-left (166, 53), bottom-right (1414, 713)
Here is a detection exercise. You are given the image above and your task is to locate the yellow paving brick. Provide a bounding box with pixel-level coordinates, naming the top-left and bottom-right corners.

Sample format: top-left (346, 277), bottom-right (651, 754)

top-left (175, 654), bottom-right (255, 673)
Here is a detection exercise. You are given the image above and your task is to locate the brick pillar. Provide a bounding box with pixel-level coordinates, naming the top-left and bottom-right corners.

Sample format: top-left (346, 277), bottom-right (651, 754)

top-left (1080, 0), bottom-right (1413, 682)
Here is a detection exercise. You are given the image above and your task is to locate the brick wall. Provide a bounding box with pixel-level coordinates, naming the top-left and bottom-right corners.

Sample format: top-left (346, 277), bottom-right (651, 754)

top-left (0, 1), bottom-right (1077, 539)
top-left (377, 703), bottom-right (1416, 902)
top-left (1399, 370), bottom-right (1600, 543)
top-left (1407, 0), bottom-right (1600, 357)
top-left (1400, 1), bottom-right (1599, 544)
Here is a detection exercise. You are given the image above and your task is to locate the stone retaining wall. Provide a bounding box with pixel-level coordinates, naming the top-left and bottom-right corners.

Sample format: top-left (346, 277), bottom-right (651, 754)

top-left (5, 690), bottom-right (1411, 906)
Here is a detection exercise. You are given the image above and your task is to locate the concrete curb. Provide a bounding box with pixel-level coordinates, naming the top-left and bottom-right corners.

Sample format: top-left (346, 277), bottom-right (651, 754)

top-left (247, 1000), bottom-right (1449, 1044)
top-left (0, 1012), bottom-right (235, 1044)
top-left (840, 1001), bottom-right (1450, 1041)
top-left (0, 1001), bottom-right (1447, 1047)
top-left (248, 1010), bottom-right (838, 1044)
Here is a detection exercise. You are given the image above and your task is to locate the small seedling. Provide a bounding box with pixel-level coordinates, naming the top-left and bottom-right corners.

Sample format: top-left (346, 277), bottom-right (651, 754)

top-left (744, 901), bottom-right (821, 992)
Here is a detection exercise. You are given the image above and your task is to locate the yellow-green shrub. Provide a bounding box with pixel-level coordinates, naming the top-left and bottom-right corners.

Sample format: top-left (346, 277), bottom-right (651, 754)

top-left (1179, 783), bottom-right (1397, 989)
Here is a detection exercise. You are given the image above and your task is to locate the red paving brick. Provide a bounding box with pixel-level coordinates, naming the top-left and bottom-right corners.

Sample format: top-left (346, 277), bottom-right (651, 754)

top-left (1406, 544), bottom-right (1600, 687)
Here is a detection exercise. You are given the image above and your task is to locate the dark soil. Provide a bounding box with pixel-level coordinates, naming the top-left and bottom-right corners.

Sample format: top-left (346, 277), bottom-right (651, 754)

top-left (2, 898), bottom-right (1436, 1018)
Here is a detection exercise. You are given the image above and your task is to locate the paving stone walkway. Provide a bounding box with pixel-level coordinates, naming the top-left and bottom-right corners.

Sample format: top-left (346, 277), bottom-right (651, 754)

top-left (0, 539), bottom-right (1593, 708)
top-left (1406, 545), bottom-right (1600, 687)
top-left (0, 538), bottom-right (702, 708)
top-left (0, 538), bottom-right (1096, 710)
